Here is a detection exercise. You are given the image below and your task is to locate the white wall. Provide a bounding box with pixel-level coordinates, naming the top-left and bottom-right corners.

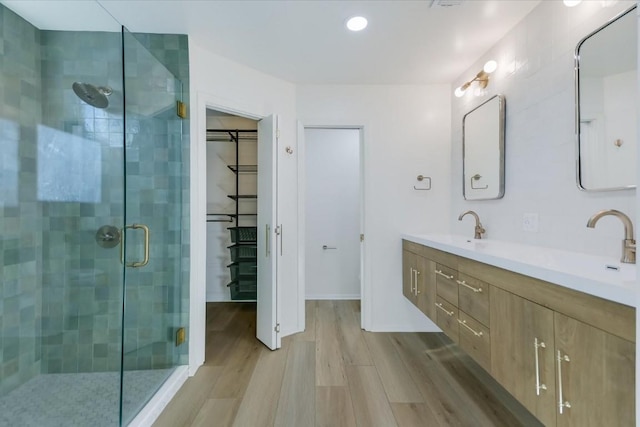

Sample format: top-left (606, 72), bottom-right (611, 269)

top-left (304, 128), bottom-right (360, 299)
top-left (602, 70), bottom-right (636, 186)
top-left (297, 85), bottom-right (451, 332)
top-left (450, 0), bottom-right (636, 258)
top-left (188, 39), bottom-right (299, 371)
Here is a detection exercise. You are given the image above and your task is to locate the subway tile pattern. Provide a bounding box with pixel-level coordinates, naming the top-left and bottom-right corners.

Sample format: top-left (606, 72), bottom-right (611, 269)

top-left (0, 0), bottom-right (191, 401)
top-left (133, 34), bottom-right (190, 369)
top-left (450, 0), bottom-right (636, 258)
top-left (39, 29), bottom-right (126, 376)
top-left (124, 32), bottom-right (191, 370)
top-left (0, 4), bottom-right (44, 397)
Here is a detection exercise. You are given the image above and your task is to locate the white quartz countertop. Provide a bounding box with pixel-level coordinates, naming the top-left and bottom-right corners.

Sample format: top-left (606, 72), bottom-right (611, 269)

top-left (402, 233), bottom-right (636, 308)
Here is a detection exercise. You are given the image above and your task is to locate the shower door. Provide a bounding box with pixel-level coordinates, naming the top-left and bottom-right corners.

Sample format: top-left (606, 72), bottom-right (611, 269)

top-left (120, 29), bottom-right (185, 425)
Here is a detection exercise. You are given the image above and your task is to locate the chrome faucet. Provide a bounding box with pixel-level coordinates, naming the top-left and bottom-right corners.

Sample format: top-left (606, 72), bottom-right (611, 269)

top-left (586, 209), bottom-right (636, 264)
top-left (458, 210), bottom-right (485, 239)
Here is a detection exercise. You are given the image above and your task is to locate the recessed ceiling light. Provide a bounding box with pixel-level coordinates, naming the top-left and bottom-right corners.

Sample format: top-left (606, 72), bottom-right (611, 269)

top-left (563, 0), bottom-right (582, 6)
top-left (346, 16), bottom-right (368, 32)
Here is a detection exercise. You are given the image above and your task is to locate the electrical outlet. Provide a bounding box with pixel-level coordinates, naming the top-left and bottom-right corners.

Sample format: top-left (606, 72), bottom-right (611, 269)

top-left (523, 213), bottom-right (539, 232)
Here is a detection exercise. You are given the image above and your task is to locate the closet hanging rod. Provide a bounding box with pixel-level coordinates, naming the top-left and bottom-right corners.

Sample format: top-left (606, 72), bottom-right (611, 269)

top-left (206, 138), bottom-right (258, 143)
top-left (206, 213), bottom-right (234, 223)
top-left (206, 131), bottom-right (258, 143)
top-left (206, 129), bottom-right (257, 133)
top-left (206, 137), bottom-right (258, 141)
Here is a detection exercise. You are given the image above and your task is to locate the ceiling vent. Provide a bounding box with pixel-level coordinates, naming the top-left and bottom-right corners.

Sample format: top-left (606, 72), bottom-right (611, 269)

top-left (430, 0), bottom-right (464, 7)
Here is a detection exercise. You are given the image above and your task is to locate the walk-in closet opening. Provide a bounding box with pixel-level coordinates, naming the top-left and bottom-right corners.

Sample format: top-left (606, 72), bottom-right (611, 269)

top-left (206, 111), bottom-right (259, 305)
top-left (201, 103), bottom-right (280, 353)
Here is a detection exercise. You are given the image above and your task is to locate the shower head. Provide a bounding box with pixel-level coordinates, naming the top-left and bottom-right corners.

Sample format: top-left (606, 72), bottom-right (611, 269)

top-left (72, 82), bottom-right (112, 109)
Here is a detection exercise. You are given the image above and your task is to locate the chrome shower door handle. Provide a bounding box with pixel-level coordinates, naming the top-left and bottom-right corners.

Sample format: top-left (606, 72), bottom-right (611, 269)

top-left (121, 224), bottom-right (150, 268)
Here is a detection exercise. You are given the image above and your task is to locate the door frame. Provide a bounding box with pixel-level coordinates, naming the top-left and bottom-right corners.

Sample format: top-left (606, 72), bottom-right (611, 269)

top-left (190, 91), bottom-right (278, 373)
top-left (297, 121), bottom-right (369, 330)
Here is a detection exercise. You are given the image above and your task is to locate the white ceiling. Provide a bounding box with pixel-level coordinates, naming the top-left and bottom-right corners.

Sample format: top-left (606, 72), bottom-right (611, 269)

top-left (3, 0), bottom-right (541, 85)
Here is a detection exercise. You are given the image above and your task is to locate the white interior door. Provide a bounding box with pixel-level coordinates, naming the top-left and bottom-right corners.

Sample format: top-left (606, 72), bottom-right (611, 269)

top-left (257, 114), bottom-right (280, 349)
top-left (304, 128), bottom-right (361, 299)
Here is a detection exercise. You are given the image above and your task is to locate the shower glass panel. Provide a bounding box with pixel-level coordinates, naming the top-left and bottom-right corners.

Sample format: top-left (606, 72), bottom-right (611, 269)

top-left (120, 28), bottom-right (185, 425)
top-left (0, 2), bottom-right (187, 425)
top-left (0, 2), bottom-right (126, 425)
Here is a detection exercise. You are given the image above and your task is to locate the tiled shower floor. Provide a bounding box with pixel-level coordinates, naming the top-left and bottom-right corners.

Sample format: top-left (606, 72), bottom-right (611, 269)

top-left (0, 369), bottom-right (173, 427)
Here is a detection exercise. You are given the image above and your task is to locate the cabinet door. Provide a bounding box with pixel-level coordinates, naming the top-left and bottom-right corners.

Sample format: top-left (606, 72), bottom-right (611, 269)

top-left (416, 257), bottom-right (436, 321)
top-left (402, 250), bottom-right (417, 305)
top-left (554, 313), bottom-right (635, 427)
top-left (490, 286), bottom-right (556, 427)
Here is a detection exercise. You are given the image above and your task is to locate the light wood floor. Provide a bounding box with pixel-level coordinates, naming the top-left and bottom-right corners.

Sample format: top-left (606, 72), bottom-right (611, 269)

top-left (153, 301), bottom-right (542, 427)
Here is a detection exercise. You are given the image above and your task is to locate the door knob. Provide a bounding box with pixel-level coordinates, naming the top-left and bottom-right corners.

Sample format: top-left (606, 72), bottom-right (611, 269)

top-left (322, 245), bottom-right (337, 250)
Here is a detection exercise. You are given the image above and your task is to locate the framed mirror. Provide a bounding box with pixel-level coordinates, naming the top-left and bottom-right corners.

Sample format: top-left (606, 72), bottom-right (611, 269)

top-left (462, 94), bottom-right (505, 200)
top-left (575, 5), bottom-right (636, 191)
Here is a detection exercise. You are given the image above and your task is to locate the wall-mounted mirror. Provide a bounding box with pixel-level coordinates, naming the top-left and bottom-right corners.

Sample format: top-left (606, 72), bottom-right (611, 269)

top-left (576, 5), bottom-right (636, 191)
top-left (462, 94), bottom-right (505, 200)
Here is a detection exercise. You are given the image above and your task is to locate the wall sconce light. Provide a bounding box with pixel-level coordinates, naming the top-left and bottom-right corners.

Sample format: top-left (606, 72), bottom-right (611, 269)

top-left (454, 60), bottom-right (498, 97)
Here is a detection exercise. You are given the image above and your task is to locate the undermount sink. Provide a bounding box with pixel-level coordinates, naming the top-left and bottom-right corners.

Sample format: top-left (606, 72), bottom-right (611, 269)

top-left (402, 233), bottom-right (636, 307)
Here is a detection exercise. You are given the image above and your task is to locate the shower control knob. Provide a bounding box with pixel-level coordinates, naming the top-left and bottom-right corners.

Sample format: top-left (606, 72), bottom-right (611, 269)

top-left (95, 225), bottom-right (121, 248)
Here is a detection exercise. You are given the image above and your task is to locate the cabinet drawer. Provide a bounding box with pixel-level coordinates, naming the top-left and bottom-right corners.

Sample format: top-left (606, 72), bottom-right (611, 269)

top-left (458, 310), bottom-right (491, 372)
top-left (435, 264), bottom-right (458, 306)
top-left (458, 273), bottom-right (489, 327)
top-left (435, 296), bottom-right (459, 343)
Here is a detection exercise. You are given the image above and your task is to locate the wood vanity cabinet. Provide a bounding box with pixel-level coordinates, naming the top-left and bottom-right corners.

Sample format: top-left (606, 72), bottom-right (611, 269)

top-left (403, 240), bottom-right (490, 370)
top-left (401, 239), bottom-right (635, 427)
top-left (402, 248), bottom-right (436, 320)
top-left (402, 250), bottom-right (418, 305)
top-left (491, 286), bottom-right (635, 427)
top-left (490, 286), bottom-right (556, 426)
top-left (553, 312), bottom-right (634, 427)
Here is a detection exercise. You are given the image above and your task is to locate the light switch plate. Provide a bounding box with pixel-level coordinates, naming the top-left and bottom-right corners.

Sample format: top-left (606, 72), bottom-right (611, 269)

top-left (523, 213), bottom-right (539, 232)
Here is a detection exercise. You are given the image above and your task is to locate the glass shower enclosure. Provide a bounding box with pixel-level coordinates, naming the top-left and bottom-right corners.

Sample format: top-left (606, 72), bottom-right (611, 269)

top-left (0, 2), bottom-right (187, 426)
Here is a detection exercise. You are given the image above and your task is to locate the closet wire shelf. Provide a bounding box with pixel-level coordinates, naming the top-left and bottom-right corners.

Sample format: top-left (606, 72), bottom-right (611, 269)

top-left (208, 128), bottom-right (258, 300)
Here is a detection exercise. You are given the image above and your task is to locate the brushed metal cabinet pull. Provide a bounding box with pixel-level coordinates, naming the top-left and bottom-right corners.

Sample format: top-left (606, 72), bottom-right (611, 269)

top-left (435, 269), bottom-right (454, 280)
top-left (457, 319), bottom-right (483, 337)
top-left (557, 350), bottom-right (572, 414)
top-left (457, 279), bottom-right (482, 293)
top-left (434, 302), bottom-right (454, 316)
top-left (534, 338), bottom-right (547, 396)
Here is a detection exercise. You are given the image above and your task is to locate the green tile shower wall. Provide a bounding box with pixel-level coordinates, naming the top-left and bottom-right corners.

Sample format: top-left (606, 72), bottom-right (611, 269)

top-left (39, 29), bottom-right (126, 375)
top-left (0, 4), bottom-right (43, 396)
top-left (125, 33), bottom-right (190, 369)
top-left (39, 31), bottom-right (191, 374)
top-left (0, 0), bottom-right (190, 396)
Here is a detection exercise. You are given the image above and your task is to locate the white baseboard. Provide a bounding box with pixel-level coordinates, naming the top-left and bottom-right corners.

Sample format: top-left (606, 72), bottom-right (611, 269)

top-left (206, 291), bottom-right (230, 302)
top-left (128, 365), bottom-right (189, 427)
top-left (305, 294), bottom-right (360, 300)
